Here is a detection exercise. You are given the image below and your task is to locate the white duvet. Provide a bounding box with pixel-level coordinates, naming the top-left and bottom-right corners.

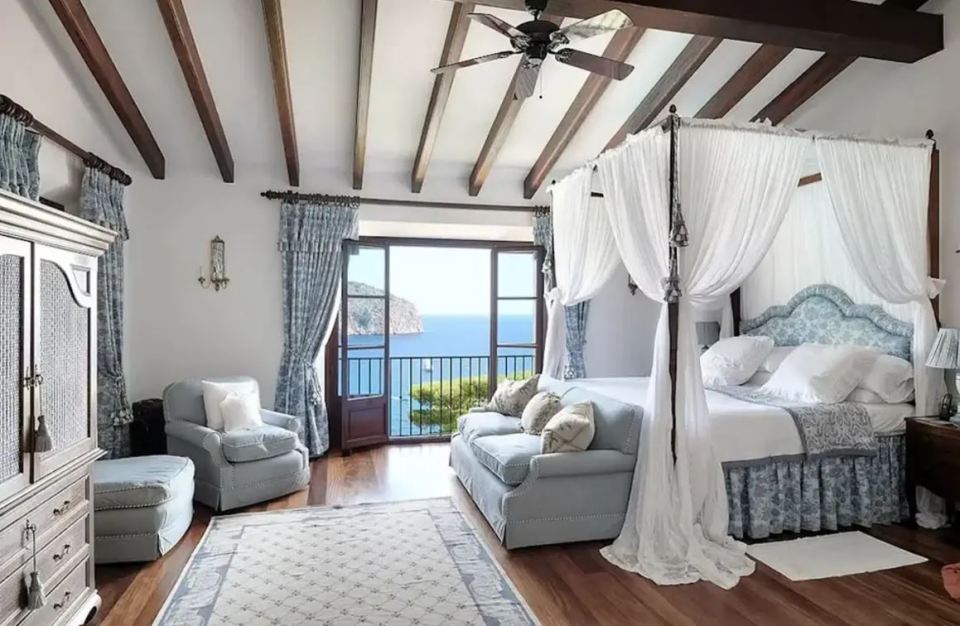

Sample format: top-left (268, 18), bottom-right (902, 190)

top-left (541, 376), bottom-right (913, 465)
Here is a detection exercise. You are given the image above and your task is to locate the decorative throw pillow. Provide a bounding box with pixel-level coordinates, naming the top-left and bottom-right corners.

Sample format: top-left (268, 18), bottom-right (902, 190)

top-left (487, 375), bottom-right (540, 417)
top-left (701, 336), bottom-right (774, 386)
top-left (220, 392), bottom-right (264, 432)
top-left (760, 343), bottom-right (878, 404)
top-left (201, 380), bottom-right (260, 431)
top-left (540, 402), bottom-right (595, 453)
top-left (520, 391), bottom-right (562, 434)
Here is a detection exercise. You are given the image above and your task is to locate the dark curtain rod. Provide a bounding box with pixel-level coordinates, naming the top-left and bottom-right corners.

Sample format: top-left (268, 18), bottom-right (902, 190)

top-left (1, 95), bottom-right (132, 186)
top-left (261, 190), bottom-right (548, 213)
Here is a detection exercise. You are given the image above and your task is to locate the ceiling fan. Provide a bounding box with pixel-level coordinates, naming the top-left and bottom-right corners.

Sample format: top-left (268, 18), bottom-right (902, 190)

top-left (430, 0), bottom-right (635, 100)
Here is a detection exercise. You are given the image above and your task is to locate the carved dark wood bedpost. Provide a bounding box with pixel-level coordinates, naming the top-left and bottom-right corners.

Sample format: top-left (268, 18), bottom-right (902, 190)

top-left (927, 130), bottom-right (940, 325)
top-left (666, 107), bottom-right (680, 462)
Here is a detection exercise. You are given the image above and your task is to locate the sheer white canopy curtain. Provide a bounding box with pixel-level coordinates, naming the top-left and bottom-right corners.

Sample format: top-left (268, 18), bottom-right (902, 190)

top-left (816, 138), bottom-right (941, 414)
top-left (543, 167), bottom-right (620, 378)
top-left (594, 119), bottom-right (811, 588)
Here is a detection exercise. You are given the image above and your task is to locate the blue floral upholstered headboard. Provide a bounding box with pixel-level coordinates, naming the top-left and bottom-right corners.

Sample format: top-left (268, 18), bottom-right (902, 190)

top-left (739, 284), bottom-right (913, 362)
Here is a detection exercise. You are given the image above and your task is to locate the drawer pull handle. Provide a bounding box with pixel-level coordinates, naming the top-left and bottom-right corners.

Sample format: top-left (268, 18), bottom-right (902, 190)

top-left (53, 591), bottom-right (71, 610)
top-left (53, 500), bottom-right (71, 516)
top-left (52, 544), bottom-right (71, 562)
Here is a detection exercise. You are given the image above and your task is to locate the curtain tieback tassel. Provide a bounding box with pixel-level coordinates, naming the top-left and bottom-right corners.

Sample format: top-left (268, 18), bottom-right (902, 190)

top-left (661, 275), bottom-right (682, 303)
top-left (670, 208), bottom-right (689, 248)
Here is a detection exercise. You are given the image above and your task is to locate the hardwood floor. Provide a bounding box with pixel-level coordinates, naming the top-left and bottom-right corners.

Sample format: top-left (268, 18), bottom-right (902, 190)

top-left (94, 443), bottom-right (960, 625)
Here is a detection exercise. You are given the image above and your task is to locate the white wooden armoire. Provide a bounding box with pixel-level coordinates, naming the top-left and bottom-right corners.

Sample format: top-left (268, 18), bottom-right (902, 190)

top-left (0, 189), bottom-right (113, 625)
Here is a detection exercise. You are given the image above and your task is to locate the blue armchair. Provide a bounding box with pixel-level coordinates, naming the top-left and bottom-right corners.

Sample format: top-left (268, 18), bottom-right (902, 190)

top-left (163, 377), bottom-right (310, 511)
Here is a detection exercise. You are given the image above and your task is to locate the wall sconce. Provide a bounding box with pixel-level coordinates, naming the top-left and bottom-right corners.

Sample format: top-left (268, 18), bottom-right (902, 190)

top-left (198, 235), bottom-right (230, 291)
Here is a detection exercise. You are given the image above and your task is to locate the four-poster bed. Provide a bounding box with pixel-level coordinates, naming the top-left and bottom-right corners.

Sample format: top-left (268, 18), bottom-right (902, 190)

top-left (542, 109), bottom-right (941, 589)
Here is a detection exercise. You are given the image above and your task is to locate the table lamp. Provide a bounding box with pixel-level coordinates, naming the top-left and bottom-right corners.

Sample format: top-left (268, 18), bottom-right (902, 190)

top-left (926, 328), bottom-right (960, 419)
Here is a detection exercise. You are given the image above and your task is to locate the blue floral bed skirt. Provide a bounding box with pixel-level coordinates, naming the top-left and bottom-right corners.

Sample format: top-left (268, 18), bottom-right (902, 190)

top-left (725, 434), bottom-right (908, 539)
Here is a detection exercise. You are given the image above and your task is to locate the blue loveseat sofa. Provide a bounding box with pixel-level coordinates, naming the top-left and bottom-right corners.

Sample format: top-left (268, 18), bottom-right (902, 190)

top-left (450, 384), bottom-right (642, 549)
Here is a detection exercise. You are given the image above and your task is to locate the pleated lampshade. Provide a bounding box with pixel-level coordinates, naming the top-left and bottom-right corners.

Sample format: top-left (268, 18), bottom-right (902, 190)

top-left (926, 328), bottom-right (960, 369)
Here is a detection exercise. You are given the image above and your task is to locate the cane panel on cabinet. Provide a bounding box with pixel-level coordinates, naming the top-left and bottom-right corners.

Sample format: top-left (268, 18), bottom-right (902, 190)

top-left (0, 189), bottom-right (114, 626)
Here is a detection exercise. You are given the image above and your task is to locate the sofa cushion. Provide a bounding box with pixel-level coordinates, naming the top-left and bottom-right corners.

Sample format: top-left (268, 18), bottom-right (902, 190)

top-left (520, 391), bottom-right (562, 434)
top-left (556, 387), bottom-right (640, 454)
top-left (457, 412), bottom-right (521, 444)
top-left (541, 402), bottom-right (596, 453)
top-left (487, 375), bottom-right (540, 417)
top-left (221, 425), bottom-right (298, 463)
top-left (93, 455), bottom-right (195, 511)
top-left (469, 433), bottom-right (541, 486)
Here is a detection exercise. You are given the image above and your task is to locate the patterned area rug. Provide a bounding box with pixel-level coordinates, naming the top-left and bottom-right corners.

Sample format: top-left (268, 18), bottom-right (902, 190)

top-left (154, 498), bottom-right (538, 625)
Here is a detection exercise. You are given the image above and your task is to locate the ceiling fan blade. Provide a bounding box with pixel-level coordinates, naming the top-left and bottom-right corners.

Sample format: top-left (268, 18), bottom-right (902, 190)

top-left (550, 10), bottom-right (633, 45)
top-left (431, 50), bottom-right (517, 74)
top-left (513, 59), bottom-right (542, 100)
top-left (554, 49), bottom-right (634, 80)
top-left (468, 13), bottom-right (528, 41)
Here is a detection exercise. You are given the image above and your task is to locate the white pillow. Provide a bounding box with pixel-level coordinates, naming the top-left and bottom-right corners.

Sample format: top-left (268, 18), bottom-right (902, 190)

top-left (201, 380), bottom-right (260, 431)
top-left (701, 336), bottom-right (774, 386)
top-left (759, 344), bottom-right (878, 404)
top-left (846, 388), bottom-right (887, 404)
top-left (758, 346), bottom-right (795, 373)
top-left (745, 371), bottom-right (772, 387)
top-left (857, 354), bottom-right (915, 403)
top-left (220, 392), bottom-right (264, 432)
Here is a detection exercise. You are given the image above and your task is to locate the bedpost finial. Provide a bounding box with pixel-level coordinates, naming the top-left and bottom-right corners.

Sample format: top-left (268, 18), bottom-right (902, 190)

top-left (926, 129), bottom-right (935, 140)
top-left (669, 104), bottom-right (677, 114)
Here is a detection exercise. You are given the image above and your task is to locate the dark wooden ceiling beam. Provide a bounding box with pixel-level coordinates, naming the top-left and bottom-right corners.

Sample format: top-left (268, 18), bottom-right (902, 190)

top-left (695, 44), bottom-right (790, 119)
top-left (411, 2), bottom-right (474, 193)
top-left (751, 0), bottom-right (927, 125)
top-left (49, 0), bottom-right (165, 179)
top-left (157, 0), bottom-right (234, 183)
top-left (262, 0), bottom-right (299, 187)
top-left (440, 0), bottom-right (941, 62)
top-left (605, 35), bottom-right (720, 151)
top-left (469, 15), bottom-right (563, 197)
top-left (522, 27), bottom-right (644, 199)
top-left (353, 0), bottom-right (377, 190)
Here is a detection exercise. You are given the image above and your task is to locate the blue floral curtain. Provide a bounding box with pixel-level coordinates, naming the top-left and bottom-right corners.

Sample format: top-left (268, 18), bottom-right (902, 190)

top-left (533, 209), bottom-right (590, 379)
top-left (275, 198), bottom-right (359, 457)
top-left (79, 167), bottom-right (132, 458)
top-left (0, 109), bottom-right (41, 201)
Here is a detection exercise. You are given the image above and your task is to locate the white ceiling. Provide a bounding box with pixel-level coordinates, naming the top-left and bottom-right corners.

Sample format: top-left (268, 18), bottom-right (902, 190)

top-left (23, 0), bottom-right (902, 204)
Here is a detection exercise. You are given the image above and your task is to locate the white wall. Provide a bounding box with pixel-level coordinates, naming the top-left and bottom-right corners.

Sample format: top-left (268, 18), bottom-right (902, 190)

top-left (583, 263), bottom-right (660, 377)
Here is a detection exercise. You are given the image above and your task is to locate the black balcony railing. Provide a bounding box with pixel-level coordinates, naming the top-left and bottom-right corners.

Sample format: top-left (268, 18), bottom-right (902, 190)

top-left (341, 353), bottom-right (535, 438)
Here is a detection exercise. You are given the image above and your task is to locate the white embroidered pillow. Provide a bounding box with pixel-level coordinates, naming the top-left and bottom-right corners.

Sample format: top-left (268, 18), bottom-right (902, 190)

top-left (758, 346), bottom-right (795, 374)
top-left (701, 336), bottom-right (774, 386)
top-left (540, 402), bottom-right (595, 453)
top-left (520, 391), bottom-right (562, 434)
top-left (760, 344), bottom-right (878, 404)
top-left (487, 375), bottom-right (540, 417)
top-left (201, 380), bottom-right (261, 431)
top-left (220, 392), bottom-right (264, 432)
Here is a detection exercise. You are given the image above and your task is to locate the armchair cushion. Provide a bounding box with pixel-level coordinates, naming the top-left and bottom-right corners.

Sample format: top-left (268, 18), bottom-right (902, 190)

top-left (469, 433), bottom-right (541, 486)
top-left (221, 425), bottom-right (299, 463)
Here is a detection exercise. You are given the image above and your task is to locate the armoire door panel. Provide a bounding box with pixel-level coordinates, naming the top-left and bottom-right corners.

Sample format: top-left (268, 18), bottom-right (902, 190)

top-left (32, 247), bottom-right (96, 479)
top-left (0, 236), bottom-right (31, 500)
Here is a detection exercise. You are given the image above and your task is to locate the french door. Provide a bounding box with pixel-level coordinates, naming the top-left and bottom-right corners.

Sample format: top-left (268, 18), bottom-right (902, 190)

top-left (339, 240), bottom-right (390, 451)
top-left (490, 246), bottom-right (544, 393)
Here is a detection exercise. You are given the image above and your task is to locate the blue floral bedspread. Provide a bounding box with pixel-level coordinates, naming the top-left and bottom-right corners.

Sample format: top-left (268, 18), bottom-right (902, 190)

top-left (709, 386), bottom-right (877, 459)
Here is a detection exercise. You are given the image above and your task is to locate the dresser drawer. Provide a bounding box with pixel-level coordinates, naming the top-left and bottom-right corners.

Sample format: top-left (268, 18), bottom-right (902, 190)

top-left (0, 478), bottom-right (87, 581)
top-left (0, 517), bottom-right (89, 626)
top-left (20, 560), bottom-right (89, 626)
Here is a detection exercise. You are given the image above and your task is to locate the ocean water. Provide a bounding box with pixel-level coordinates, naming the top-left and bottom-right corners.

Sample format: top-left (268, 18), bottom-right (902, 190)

top-left (344, 314), bottom-right (535, 436)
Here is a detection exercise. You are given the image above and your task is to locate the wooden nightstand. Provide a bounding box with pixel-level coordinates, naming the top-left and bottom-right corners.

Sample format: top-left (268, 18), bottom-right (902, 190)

top-left (905, 417), bottom-right (960, 521)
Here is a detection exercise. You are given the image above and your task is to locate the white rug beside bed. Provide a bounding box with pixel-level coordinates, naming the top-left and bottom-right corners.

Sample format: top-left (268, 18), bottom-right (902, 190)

top-left (746, 531), bottom-right (926, 581)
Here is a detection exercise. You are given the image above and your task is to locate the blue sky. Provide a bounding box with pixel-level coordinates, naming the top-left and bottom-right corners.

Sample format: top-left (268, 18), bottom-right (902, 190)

top-left (349, 246), bottom-right (536, 315)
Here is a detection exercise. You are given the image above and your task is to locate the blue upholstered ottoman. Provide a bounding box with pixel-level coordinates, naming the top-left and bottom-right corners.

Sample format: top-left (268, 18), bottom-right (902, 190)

top-left (92, 455), bottom-right (195, 563)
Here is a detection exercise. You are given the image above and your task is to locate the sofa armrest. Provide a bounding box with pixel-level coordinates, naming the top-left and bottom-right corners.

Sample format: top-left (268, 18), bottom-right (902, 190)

top-left (165, 419), bottom-right (222, 453)
top-left (530, 450), bottom-right (636, 479)
top-left (261, 409), bottom-right (303, 439)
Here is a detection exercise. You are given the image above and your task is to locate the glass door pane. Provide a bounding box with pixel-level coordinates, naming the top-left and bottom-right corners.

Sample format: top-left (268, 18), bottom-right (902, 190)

top-left (492, 248), bottom-right (543, 387)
